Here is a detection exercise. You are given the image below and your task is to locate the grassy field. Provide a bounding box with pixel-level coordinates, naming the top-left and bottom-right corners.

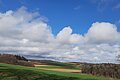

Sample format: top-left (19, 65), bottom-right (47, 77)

top-left (0, 63), bottom-right (117, 80)
top-left (33, 60), bottom-right (80, 70)
top-left (35, 65), bottom-right (64, 69)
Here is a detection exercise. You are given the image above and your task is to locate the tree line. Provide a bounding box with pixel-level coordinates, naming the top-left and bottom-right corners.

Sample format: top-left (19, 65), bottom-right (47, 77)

top-left (81, 63), bottom-right (120, 79)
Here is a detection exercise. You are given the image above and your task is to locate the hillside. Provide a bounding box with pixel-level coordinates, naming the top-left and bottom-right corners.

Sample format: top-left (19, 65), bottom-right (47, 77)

top-left (30, 60), bottom-right (80, 69)
top-left (0, 54), bottom-right (34, 67)
top-left (0, 63), bottom-right (113, 80)
top-left (0, 54), bottom-right (119, 80)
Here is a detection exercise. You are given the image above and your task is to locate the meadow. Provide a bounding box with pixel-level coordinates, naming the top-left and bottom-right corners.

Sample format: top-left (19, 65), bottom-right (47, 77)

top-left (0, 63), bottom-right (117, 80)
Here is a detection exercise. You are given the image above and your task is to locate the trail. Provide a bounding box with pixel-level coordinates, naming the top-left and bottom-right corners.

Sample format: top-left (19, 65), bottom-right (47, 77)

top-left (34, 64), bottom-right (81, 73)
top-left (39, 68), bottom-right (81, 73)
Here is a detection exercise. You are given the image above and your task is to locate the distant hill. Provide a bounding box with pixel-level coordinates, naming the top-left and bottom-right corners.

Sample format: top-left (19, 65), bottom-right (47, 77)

top-left (0, 54), bottom-right (34, 67)
top-left (30, 60), bottom-right (80, 69)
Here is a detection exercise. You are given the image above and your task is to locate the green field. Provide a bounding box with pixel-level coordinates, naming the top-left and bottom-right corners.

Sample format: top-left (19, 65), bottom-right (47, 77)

top-left (36, 65), bottom-right (64, 69)
top-left (0, 63), bottom-right (116, 80)
top-left (33, 60), bottom-right (80, 70)
top-left (35, 64), bottom-right (79, 70)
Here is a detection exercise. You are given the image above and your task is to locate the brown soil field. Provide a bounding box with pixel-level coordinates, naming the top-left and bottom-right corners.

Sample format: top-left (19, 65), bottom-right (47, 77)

top-left (39, 68), bottom-right (81, 73)
top-left (34, 64), bottom-right (81, 73)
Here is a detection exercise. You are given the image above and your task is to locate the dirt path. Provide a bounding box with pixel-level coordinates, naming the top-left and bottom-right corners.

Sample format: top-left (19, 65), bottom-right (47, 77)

top-left (39, 68), bottom-right (81, 73)
top-left (34, 64), bottom-right (81, 73)
top-left (34, 64), bottom-right (50, 67)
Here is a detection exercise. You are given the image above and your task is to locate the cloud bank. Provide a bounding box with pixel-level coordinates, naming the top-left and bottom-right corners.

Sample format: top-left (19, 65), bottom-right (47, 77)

top-left (0, 7), bottom-right (120, 63)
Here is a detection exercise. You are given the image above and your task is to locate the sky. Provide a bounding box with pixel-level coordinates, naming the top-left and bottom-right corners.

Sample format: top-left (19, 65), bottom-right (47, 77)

top-left (0, 0), bottom-right (120, 63)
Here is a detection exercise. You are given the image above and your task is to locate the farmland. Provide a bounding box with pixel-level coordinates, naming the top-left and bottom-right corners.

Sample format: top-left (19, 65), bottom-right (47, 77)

top-left (0, 63), bottom-right (116, 80)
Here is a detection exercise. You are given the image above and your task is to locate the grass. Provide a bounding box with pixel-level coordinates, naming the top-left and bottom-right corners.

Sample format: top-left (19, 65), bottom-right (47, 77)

top-left (0, 63), bottom-right (116, 80)
top-left (36, 60), bottom-right (80, 70)
top-left (36, 65), bottom-right (63, 69)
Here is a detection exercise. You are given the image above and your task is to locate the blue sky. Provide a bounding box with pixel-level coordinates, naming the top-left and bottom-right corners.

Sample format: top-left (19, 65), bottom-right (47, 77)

top-left (0, 0), bottom-right (120, 63)
top-left (0, 0), bottom-right (120, 35)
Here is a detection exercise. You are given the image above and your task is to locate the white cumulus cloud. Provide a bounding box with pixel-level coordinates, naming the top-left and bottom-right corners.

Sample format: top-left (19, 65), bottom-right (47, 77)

top-left (56, 27), bottom-right (85, 44)
top-left (85, 22), bottom-right (120, 43)
top-left (0, 7), bottom-right (120, 63)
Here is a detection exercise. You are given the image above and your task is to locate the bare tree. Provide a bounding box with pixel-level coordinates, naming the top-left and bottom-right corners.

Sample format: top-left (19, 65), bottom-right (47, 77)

top-left (117, 55), bottom-right (120, 61)
top-left (116, 47), bottom-right (120, 62)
